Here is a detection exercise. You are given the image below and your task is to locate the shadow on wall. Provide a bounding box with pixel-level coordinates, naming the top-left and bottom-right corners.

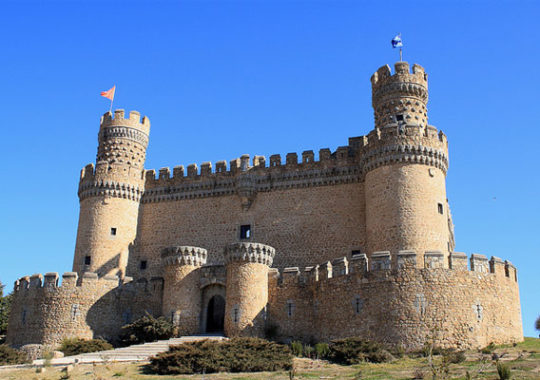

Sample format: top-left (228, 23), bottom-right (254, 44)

top-left (85, 277), bottom-right (163, 344)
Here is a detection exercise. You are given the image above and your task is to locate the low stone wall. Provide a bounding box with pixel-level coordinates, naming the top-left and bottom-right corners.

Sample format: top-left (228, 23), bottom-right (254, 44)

top-left (268, 252), bottom-right (522, 349)
top-left (6, 272), bottom-right (163, 349)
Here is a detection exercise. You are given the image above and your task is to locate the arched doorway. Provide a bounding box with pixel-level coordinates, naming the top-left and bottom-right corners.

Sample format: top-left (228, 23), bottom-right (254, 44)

top-left (206, 295), bottom-right (225, 333)
top-left (200, 284), bottom-right (226, 334)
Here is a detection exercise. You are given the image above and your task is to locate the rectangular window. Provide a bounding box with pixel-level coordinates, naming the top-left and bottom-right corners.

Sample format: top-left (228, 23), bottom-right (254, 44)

top-left (110, 227), bottom-right (117, 236)
top-left (438, 203), bottom-right (444, 214)
top-left (240, 225), bottom-right (251, 239)
top-left (351, 250), bottom-right (362, 256)
top-left (140, 260), bottom-right (147, 270)
top-left (84, 256), bottom-right (91, 265)
top-left (396, 114), bottom-right (404, 122)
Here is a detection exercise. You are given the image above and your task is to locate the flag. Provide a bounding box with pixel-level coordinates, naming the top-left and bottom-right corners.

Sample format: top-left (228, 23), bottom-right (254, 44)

top-left (100, 86), bottom-right (115, 101)
top-left (391, 34), bottom-right (403, 48)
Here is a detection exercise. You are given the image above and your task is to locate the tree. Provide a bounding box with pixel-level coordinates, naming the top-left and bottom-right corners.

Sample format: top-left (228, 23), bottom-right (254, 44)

top-left (0, 281), bottom-right (12, 336)
top-left (536, 315), bottom-right (540, 337)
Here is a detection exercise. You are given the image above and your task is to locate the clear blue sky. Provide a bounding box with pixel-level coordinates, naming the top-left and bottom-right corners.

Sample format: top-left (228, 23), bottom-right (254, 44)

top-left (0, 1), bottom-right (538, 337)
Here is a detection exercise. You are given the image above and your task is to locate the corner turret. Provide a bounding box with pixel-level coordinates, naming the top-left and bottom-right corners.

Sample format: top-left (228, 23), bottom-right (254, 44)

top-left (363, 63), bottom-right (452, 266)
top-left (72, 109), bottom-right (151, 277)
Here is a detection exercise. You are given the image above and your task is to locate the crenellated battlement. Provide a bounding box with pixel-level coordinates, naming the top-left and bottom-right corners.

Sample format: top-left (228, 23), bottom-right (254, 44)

top-left (12, 271), bottom-right (165, 295)
top-left (162, 246), bottom-right (208, 267)
top-left (100, 109), bottom-right (150, 134)
top-left (272, 251), bottom-right (518, 287)
top-left (224, 242), bottom-right (275, 266)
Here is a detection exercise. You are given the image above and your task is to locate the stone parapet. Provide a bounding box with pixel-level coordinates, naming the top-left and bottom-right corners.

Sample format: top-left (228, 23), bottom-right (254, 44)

top-left (223, 242), bottom-right (275, 266)
top-left (100, 109), bottom-right (150, 135)
top-left (161, 246), bottom-right (208, 267)
top-left (274, 251), bottom-right (518, 287)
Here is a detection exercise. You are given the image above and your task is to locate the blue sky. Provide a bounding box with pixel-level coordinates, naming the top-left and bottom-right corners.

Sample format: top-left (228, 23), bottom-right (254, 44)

top-left (0, 1), bottom-right (538, 337)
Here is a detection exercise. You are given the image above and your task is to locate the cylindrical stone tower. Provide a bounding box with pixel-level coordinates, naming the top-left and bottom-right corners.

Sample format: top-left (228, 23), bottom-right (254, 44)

top-left (161, 246), bottom-right (207, 335)
top-left (224, 242), bottom-right (275, 337)
top-left (364, 62), bottom-right (451, 265)
top-left (73, 109), bottom-right (150, 277)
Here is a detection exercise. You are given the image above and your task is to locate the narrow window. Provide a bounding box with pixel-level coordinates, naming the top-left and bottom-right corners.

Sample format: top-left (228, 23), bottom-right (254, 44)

top-left (233, 307), bottom-right (239, 323)
top-left (438, 203), bottom-right (444, 214)
top-left (240, 225), bottom-right (251, 239)
top-left (84, 256), bottom-right (91, 265)
top-left (110, 227), bottom-right (117, 236)
top-left (286, 300), bottom-right (295, 317)
top-left (354, 296), bottom-right (363, 315)
top-left (140, 260), bottom-right (147, 270)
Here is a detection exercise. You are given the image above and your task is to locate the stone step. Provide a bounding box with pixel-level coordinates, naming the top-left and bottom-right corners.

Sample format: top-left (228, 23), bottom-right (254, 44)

top-left (33, 335), bottom-right (226, 366)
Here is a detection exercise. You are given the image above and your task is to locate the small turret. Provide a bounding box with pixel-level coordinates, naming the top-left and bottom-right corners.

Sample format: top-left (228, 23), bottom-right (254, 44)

top-left (371, 62), bottom-right (428, 129)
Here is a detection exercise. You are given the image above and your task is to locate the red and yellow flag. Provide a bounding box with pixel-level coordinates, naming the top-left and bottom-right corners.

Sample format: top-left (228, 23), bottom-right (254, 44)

top-left (100, 86), bottom-right (115, 101)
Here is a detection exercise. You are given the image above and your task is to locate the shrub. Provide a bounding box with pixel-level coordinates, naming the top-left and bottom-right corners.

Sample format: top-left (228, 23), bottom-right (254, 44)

top-left (536, 315), bottom-right (540, 335)
top-left (446, 350), bottom-right (466, 364)
top-left (148, 338), bottom-right (292, 375)
top-left (119, 313), bottom-right (173, 346)
top-left (481, 342), bottom-right (496, 354)
top-left (303, 344), bottom-right (314, 358)
top-left (328, 338), bottom-right (394, 364)
top-left (59, 338), bottom-right (113, 356)
top-left (315, 342), bottom-right (330, 359)
top-left (496, 361), bottom-right (512, 380)
top-left (290, 341), bottom-right (303, 357)
top-left (0, 344), bottom-right (29, 365)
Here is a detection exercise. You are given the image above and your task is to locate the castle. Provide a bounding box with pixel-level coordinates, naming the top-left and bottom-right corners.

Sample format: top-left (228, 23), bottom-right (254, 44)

top-left (7, 61), bottom-right (523, 350)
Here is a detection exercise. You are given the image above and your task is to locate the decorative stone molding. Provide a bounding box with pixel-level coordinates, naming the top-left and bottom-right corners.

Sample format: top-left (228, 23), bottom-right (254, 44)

top-left (235, 173), bottom-right (257, 211)
top-left (99, 126), bottom-right (149, 147)
top-left (161, 246), bottom-right (208, 267)
top-left (223, 242), bottom-right (275, 266)
top-left (78, 180), bottom-right (143, 202)
top-left (362, 143), bottom-right (448, 174)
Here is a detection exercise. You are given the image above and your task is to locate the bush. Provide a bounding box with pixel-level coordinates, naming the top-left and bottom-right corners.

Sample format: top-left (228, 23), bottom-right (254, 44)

top-left (446, 350), bottom-right (466, 364)
top-left (315, 342), bottom-right (330, 359)
top-left (496, 361), bottom-right (512, 380)
top-left (291, 341), bottom-right (303, 357)
top-left (148, 337), bottom-right (292, 375)
top-left (481, 342), bottom-right (496, 354)
top-left (303, 344), bottom-right (314, 358)
top-left (119, 313), bottom-right (173, 346)
top-left (328, 338), bottom-right (394, 364)
top-left (0, 344), bottom-right (29, 365)
top-left (59, 338), bottom-right (113, 356)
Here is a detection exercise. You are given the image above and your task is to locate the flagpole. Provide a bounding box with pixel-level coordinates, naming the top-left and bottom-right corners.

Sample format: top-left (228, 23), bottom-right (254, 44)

top-left (109, 85), bottom-right (115, 113)
top-left (400, 47), bottom-right (403, 62)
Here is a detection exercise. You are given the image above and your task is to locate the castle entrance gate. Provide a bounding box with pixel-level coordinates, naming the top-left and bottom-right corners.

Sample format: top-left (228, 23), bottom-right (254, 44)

top-left (201, 284), bottom-right (225, 333)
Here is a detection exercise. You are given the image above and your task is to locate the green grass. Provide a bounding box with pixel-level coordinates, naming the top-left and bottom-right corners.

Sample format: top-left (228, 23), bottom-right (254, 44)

top-left (0, 338), bottom-right (538, 380)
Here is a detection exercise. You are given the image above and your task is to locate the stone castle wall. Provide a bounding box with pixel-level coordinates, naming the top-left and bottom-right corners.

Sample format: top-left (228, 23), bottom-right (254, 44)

top-left (6, 272), bottom-right (163, 348)
top-left (267, 252), bottom-right (522, 349)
